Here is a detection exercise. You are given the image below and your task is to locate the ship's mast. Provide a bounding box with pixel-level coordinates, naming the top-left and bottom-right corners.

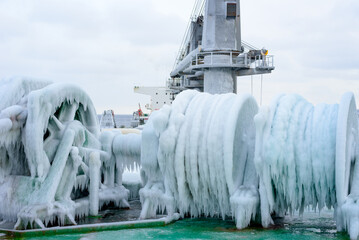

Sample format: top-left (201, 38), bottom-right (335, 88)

top-left (201, 0), bottom-right (241, 93)
top-left (169, 0), bottom-right (274, 95)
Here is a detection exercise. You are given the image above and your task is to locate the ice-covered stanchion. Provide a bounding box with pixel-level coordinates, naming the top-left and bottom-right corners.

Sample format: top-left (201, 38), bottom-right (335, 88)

top-left (89, 152), bottom-right (101, 216)
top-left (140, 90), bottom-right (260, 228)
top-left (254, 93), bottom-right (359, 239)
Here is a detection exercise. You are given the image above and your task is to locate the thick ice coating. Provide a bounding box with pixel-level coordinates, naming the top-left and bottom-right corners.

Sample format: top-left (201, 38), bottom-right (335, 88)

top-left (254, 93), bottom-right (359, 240)
top-left (334, 93), bottom-right (359, 240)
top-left (2, 77), bottom-right (359, 239)
top-left (140, 90), bottom-right (260, 228)
top-left (0, 78), bottom-right (140, 229)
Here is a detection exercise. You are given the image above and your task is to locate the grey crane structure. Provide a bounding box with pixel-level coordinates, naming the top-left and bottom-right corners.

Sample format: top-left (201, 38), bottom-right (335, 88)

top-left (169, 0), bottom-right (274, 94)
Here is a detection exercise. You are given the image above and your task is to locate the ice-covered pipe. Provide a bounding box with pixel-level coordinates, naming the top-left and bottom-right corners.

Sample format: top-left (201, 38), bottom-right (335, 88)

top-left (100, 131), bottom-right (141, 188)
top-left (100, 131), bottom-right (116, 188)
top-left (140, 90), bottom-right (259, 228)
top-left (112, 132), bottom-right (141, 174)
top-left (254, 93), bottom-right (359, 239)
top-left (89, 152), bottom-right (101, 216)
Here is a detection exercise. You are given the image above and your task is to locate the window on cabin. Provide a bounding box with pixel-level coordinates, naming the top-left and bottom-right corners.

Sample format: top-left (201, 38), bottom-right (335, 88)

top-left (227, 3), bottom-right (236, 18)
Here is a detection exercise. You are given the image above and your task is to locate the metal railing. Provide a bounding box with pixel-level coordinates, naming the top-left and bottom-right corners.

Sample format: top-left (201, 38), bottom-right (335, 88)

top-left (255, 55), bottom-right (274, 69)
top-left (191, 51), bottom-right (251, 67)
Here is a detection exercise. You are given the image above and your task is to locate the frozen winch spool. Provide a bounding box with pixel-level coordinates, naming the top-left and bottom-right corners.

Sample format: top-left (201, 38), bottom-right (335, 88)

top-left (140, 90), bottom-right (260, 228)
top-left (254, 93), bottom-right (359, 239)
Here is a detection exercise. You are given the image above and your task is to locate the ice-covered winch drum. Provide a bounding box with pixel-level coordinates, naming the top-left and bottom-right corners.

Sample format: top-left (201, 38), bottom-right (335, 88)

top-left (0, 78), bottom-right (140, 229)
top-left (139, 90), bottom-right (261, 228)
top-left (254, 93), bottom-right (359, 239)
top-left (140, 90), bottom-right (359, 239)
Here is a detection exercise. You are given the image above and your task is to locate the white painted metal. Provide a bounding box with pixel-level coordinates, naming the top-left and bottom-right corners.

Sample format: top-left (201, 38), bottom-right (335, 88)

top-left (134, 87), bottom-right (174, 111)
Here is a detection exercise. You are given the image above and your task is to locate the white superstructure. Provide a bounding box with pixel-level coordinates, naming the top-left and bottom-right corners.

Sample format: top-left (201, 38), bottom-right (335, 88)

top-left (134, 86), bottom-right (175, 111)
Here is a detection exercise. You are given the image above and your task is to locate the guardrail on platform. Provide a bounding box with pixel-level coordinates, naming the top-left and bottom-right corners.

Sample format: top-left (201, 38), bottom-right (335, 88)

top-left (255, 55), bottom-right (274, 70)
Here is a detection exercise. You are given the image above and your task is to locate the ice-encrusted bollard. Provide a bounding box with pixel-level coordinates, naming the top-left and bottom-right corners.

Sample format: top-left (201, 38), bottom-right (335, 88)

top-left (254, 93), bottom-right (359, 239)
top-left (140, 90), bottom-right (260, 228)
top-left (89, 152), bottom-right (101, 216)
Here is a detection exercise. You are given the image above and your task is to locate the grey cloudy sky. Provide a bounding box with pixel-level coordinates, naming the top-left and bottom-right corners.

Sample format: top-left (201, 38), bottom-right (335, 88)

top-left (0, 0), bottom-right (358, 113)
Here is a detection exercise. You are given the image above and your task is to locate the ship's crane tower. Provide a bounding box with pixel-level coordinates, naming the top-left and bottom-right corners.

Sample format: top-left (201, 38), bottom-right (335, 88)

top-left (169, 0), bottom-right (274, 94)
top-left (135, 0), bottom-right (274, 112)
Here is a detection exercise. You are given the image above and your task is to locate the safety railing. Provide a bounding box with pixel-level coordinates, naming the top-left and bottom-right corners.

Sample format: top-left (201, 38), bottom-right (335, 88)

top-left (255, 55), bottom-right (274, 69)
top-left (191, 51), bottom-right (251, 68)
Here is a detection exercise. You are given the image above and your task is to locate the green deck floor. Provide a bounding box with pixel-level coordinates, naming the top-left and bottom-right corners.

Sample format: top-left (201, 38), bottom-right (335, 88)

top-left (0, 210), bottom-right (350, 240)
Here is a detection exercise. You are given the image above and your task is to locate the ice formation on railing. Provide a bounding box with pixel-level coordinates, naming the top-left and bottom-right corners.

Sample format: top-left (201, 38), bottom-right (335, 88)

top-left (140, 90), bottom-right (260, 228)
top-left (0, 78), bottom-right (141, 229)
top-left (254, 93), bottom-right (359, 239)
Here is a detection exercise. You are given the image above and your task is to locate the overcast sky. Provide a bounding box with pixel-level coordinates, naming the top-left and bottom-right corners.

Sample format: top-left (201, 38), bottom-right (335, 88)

top-left (0, 0), bottom-right (358, 113)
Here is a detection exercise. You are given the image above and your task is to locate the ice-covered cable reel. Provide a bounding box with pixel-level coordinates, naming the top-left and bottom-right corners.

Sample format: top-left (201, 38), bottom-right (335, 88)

top-left (140, 90), bottom-right (260, 228)
top-left (254, 92), bottom-right (359, 239)
top-left (334, 93), bottom-right (359, 240)
top-left (335, 93), bottom-right (359, 206)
